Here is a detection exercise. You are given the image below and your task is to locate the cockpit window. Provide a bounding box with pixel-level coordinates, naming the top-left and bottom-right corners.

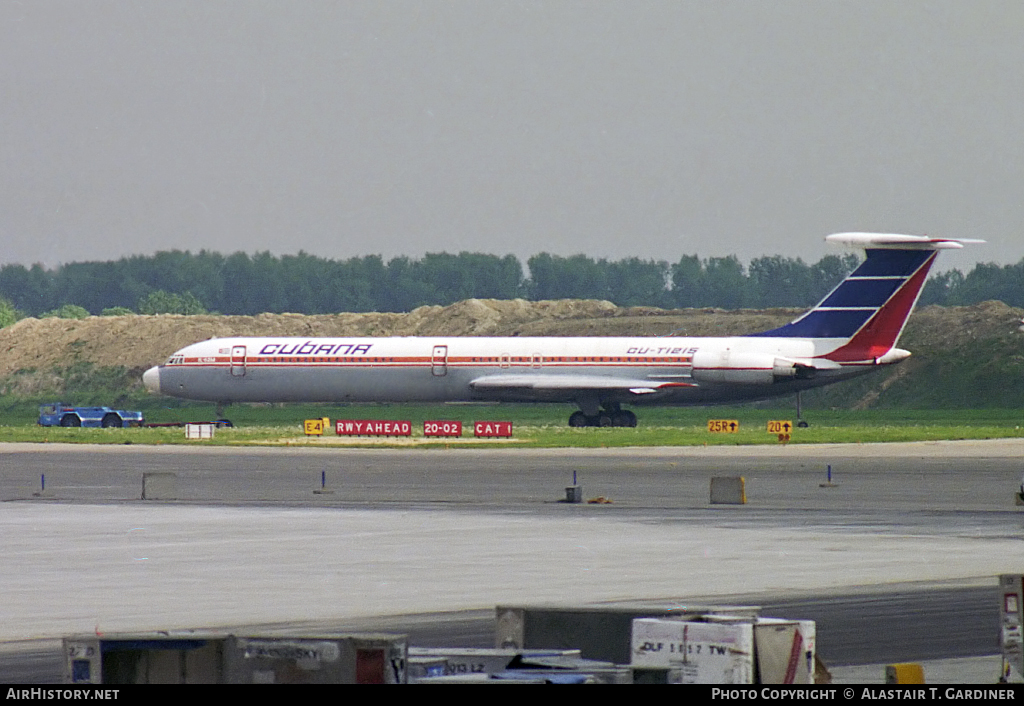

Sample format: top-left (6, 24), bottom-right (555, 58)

top-left (166, 355), bottom-right (185, 365)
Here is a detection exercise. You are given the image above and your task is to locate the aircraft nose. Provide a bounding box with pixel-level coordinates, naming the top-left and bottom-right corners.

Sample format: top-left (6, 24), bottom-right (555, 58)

top-left (143, 366), bottom-right (161, 394)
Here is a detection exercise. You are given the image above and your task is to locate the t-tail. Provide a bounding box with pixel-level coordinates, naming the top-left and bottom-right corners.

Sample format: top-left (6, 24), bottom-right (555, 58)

top-left (751, 233), bottom-right (983, 365)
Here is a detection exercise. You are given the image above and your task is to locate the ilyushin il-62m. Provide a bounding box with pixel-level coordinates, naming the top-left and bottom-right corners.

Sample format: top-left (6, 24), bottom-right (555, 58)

top-left (143, 233), bottom-right (979, 427)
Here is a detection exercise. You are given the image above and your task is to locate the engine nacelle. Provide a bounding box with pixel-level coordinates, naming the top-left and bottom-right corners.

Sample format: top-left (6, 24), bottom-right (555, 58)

top-left (691, 349), bottom-right (818, 385)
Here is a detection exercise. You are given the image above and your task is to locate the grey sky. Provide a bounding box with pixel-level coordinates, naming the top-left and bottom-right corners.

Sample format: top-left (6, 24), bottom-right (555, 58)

top-left (2, 1), bottom-right (1021, 272)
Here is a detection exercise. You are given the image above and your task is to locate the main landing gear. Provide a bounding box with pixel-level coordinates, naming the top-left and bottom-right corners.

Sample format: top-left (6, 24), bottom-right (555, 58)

top-left (568, 409), bottom-right (637, 428)
top-left (795, 391), bottom-right (809, 428)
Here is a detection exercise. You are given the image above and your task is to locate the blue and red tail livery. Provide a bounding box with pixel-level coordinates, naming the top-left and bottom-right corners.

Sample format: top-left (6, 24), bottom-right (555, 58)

top-left (143, 233), bottom-right (981, 427)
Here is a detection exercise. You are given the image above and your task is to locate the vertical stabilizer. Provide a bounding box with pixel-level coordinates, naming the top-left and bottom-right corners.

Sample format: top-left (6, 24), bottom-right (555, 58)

top-left (751, 233), bottom-right (982, 362)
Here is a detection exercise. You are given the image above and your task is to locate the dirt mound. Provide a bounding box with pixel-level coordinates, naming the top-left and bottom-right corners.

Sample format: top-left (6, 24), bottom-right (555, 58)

top-left (827, 300), bottom-right (1024, 409)
top-left (903, 300), bottom-right (1024, 349)
top-left (1, 298), bottom-right (1019, 406)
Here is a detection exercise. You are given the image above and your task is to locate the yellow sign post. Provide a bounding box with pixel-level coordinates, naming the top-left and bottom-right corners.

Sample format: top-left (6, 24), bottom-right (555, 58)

top-left (707, 419), bottom-right (739, 433)
top-left (767, 420), bottom-right (793, 442)
top-left (304, 418), bottom-right (326, 436)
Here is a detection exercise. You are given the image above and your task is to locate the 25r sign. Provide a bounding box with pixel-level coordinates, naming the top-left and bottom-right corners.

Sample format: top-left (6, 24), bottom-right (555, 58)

top-left (707, 419), bottom-right (739, 433)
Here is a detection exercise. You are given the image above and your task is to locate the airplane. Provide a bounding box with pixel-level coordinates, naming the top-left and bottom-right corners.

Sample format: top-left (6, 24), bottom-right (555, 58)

top-left (142, 233), bottom-right (980, 427)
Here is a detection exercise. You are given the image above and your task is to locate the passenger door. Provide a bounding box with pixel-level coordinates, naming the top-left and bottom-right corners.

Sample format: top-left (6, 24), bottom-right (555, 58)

top-left (431, 345), bottom-right (448, 376)
top-left (230, 345), bottom-right (247, 377)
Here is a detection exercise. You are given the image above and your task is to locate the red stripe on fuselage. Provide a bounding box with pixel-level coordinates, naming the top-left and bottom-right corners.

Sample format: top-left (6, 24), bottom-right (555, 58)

top-left (173, 355), bottom-right (694, 368)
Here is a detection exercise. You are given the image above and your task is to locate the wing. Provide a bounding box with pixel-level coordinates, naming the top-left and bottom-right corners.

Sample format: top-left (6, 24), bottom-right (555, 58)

top-left (469, 373), bottom-right (695, 396)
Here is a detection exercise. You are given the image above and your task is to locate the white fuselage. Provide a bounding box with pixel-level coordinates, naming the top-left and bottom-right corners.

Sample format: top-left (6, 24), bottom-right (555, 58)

top-left (143, 334), bottom-right (870, 408)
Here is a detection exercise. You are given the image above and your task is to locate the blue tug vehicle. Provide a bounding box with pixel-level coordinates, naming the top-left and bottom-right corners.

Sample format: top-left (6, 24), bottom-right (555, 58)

top-left (38, 403), bottom-right (145, 428)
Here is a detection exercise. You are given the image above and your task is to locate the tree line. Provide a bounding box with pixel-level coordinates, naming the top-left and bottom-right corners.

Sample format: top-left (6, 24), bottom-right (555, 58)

top-left (0, 249), bottom-right (1020, 319)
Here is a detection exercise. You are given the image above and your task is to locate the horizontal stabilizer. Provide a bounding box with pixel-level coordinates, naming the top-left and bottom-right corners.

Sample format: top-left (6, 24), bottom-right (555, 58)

top-left (825, 233), bottom-right (985, 250)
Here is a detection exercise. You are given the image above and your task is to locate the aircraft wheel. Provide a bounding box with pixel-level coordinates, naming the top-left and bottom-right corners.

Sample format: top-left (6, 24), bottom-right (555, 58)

top-left (612, 411), bottom-right (637, 427)
top-left (60, 414), bottom-right (81, 427)
top-left (797, 420), bottom-right (809, 428)
top-left (101, 413), bottom-right (123, 428)
top-left (596, 413), bottom-right (613, 427)
top-left (568, 412), bottom-right (589, 428)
